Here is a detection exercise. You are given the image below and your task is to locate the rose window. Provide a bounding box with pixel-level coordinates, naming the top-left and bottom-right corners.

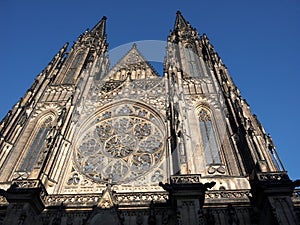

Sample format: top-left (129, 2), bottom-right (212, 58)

top-left (105, 133), bottom-right (137, 158)
top-left (74, 104), bottom-right (165, 183)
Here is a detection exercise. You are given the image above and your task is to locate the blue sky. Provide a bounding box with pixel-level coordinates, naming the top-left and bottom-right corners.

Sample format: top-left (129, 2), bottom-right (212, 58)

top-left (0, 0), bottom-right (299, 179)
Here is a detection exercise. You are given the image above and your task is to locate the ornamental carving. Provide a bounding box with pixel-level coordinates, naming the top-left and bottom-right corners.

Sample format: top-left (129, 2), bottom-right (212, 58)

top-left (257, 172), bottom-right (290, 182)
top-left (0, 196), bottom-right (8, 206)
top-left (74, 102), bottom-right (165, 184)
top-left (116, 192), bottom-right (168, 204)
top-left (44, 192), bottom-right (168, 207)
top-left (293, 189), bottom-right (300, 199)
top-left (12, 171), bottom-right (30, 180)
top-left (79, 77), bottom-right (167, 123)
top-left (132, 78), bottom-right (162, 91)
top-left (97, 80), bottom-right (124, 93)
top-left (67, 173), bottom-right (80, 185)
top-left (12, 180), bottom-right (41, 189)
top-left (45, 194), bottom-right (100, 207)
top-left (205, 190), bottom-right (251, 199)
top-left (170, 175), bottom-right (202, 184)
top-left (207, 165), bottom-right (226, 174)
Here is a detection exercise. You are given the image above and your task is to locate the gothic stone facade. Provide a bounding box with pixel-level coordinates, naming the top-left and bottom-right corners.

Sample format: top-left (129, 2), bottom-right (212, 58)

top-left (0, 12), bottom-right (299, 225)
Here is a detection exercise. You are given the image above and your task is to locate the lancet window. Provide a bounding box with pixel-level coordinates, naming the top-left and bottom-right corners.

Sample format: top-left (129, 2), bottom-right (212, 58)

top-left (64, 51), bottom-right (84, 83)
top-left (184, 46), bottom-right (200, 78)
top-left (19, 116), bottom-right (53, 171)
top-left (198, 108), bottom-right (221, 164)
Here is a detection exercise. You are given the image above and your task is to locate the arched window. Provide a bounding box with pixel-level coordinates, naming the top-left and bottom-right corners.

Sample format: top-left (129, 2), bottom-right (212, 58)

top-left (64, 51), bottom-right (84, 83)
top-left (198, 109), bottom-right (221, 164)
top-left (20, 116), bottom-right (52, 171)
top-left (184, 46), bottom-right (201, 78)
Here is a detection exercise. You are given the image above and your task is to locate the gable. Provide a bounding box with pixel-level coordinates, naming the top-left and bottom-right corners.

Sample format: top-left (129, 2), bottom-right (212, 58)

top-left (103, 43), bottom-right (160, 81)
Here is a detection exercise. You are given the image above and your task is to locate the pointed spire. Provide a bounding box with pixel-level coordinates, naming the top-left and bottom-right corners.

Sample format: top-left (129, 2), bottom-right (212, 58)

top-left (174, 11), bottom-right (189, 30)
top-left (169, 11), bottom-right (199, 44)
top-left (132, 42), bottom-right (137, 49)
top-left (44, 42), bottom-right (69, 76)
top-left (52, 42), bottom-right (69, 63)
top-left (91, 16), bottom-right (107, 37)
top-left (51, 42), bottom-right (68, 64)
top-left (60, 42), bottom-right (69, 54)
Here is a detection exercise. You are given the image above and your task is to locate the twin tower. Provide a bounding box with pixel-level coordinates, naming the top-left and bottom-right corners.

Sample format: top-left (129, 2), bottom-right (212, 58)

top-left (0, 11), bottom-right (299, 225)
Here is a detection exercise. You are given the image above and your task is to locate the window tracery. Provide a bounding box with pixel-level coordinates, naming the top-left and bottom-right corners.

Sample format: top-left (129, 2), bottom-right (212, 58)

top-left (75, 103), bottom-right (165, 183)
top-left (20, 116), bottom-right (53, 171)
top-left (64, 51), bottom-right (84, 83)
top-left (67, 173), bottom-right (80, 185)
top-left (184, 46), bottom-right (200, 78)
top-left (198, 108), bottom-right (221, 165)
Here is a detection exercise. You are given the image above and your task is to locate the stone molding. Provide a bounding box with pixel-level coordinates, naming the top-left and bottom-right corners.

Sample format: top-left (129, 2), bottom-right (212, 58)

top-left (42, 189), bottom-right (254, 208)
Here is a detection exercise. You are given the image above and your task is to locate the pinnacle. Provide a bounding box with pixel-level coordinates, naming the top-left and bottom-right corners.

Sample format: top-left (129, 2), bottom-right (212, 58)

top-left (132, 43), bottom-right (137, 49)
top-left (62, 42), bottom-right (69, 50)
top-left (91, 16), bottom-right (107, 37)
top-left (174, 10), bottom-right (189, 30)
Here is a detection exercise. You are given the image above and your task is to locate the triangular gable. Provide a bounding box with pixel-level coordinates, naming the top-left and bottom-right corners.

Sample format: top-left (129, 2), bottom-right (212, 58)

top-left (103, 43), bottom-right (160, 81)
top-left (97, 185), bottom-right (117, 209)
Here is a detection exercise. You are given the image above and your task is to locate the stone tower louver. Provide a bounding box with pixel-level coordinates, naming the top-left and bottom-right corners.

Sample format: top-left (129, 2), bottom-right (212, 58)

top-left (0, 12), bottom-right (299, 225)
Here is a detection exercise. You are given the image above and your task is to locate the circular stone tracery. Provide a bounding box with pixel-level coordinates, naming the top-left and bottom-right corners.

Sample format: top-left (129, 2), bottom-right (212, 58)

top-left (104, 133), bottom-right (137, 158)
top-left (75, 104), bottom-right (165, 183)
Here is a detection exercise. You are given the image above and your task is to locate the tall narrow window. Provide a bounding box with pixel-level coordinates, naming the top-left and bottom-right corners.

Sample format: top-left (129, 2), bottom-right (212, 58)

top-left (64, 51), bottom-right (84, 83)
top-left (20, 116), bottom-right (52, 171)
top-left (184, 46), bottom-right (200, 78)
top-left (199, 109), bottom-right (221, 164)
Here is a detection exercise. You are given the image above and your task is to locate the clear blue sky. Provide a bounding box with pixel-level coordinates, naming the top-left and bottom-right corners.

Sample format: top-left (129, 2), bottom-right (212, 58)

top-left (0, 0), bottom-right (299, 180)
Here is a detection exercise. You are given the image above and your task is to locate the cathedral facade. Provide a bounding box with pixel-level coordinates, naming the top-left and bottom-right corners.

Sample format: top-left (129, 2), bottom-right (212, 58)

top-left (0, 12), bottom-right (299, 225)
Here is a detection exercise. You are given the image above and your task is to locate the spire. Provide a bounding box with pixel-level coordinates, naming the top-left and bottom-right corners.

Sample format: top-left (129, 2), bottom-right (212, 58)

top-left (169, 11), bottom-right (199, 44)
top-left (53, 42), bottom-right (69, 63)
top-left (41, 42), bottom-right (69, 80)
top-left (60, 42), bottom-right (69, 54)
top-left (174, 11), bottom-right (189, 30)
top-left (91, 16), bottom-right (107, 37)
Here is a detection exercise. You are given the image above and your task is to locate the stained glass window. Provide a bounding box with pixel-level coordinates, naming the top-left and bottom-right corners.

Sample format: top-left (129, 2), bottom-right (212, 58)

top-left (64, 51), bottom-right (84, 83)
top-left (74, 103), bottom-right (165, 183)
top-left (199, 109), bottom-right (221, 164)
top-left (184, 47), bottom-right (199, 78)
top-left (20, 117), bottom-right (52, 171)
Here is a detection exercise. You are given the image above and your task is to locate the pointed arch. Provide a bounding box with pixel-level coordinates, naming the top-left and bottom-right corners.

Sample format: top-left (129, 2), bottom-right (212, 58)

top-left (19, 115), bottom-right (54, 172)
top-left (184, 44), bottom-right (201, 78)
top-left (72, 99), bottom-right (167, 183)
top-left (63, 50), bottom-right (85, 84)
top-left (197, 107), bottom-right (221, 165)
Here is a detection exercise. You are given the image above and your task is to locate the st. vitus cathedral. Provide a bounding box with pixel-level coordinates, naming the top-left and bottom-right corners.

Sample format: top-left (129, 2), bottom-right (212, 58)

top-left (0, 11), bottom-right (299, 225)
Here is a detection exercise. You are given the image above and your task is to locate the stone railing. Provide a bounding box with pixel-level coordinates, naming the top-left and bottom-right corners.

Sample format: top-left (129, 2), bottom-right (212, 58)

top-left (12, 179), bottom-right (41, 189)
top-left (170, 175), bottom-right (202, 184)
top-left (44, 191), bottom-right (168, 207)
top-left (256, 171), bottom-right (290, 182)
top-left (205, 190), bottom-right (251, 200)
top-left (45, 194), bottom-right (101, 207)
top-left (116, 192), bottom-right (168, 205)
